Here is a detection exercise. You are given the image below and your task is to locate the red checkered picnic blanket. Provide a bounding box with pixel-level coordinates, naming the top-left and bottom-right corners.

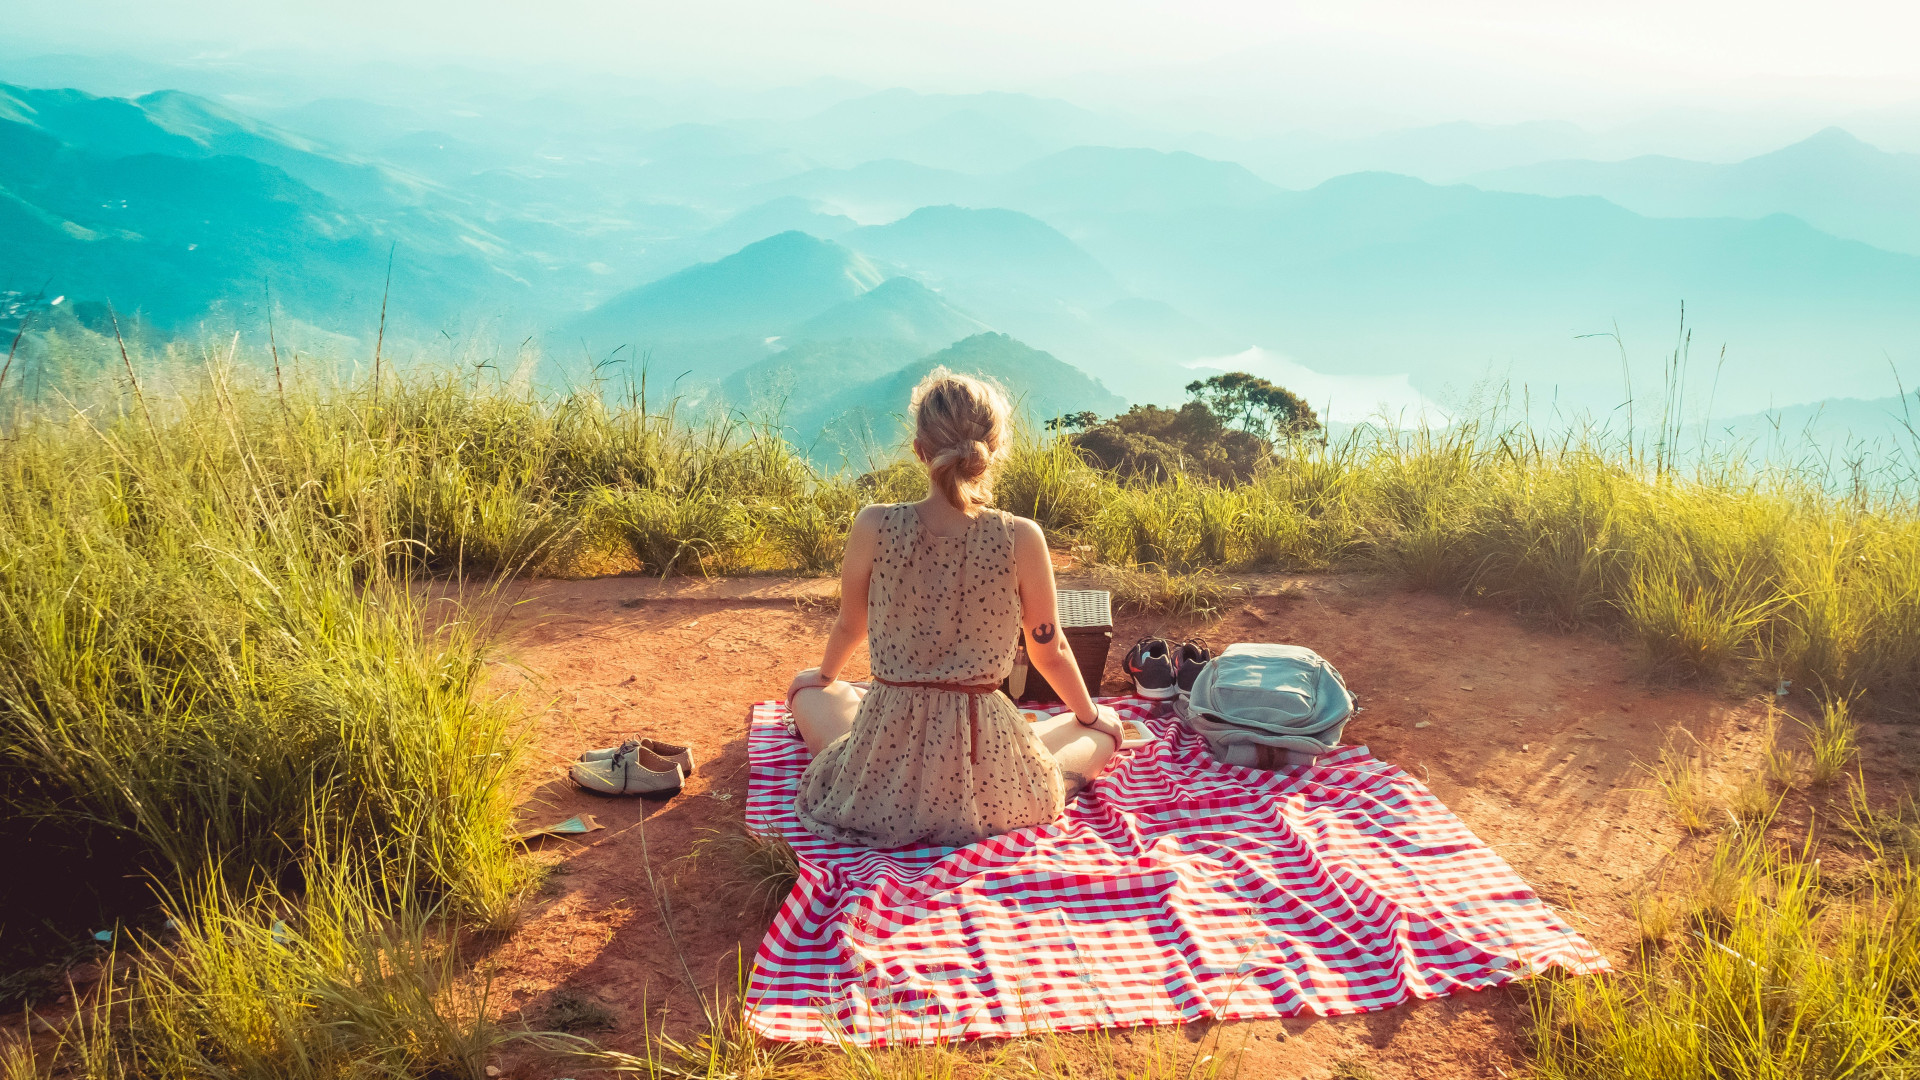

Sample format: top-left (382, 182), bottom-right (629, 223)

top-left (743, 697), bottom-right (1604, 1045)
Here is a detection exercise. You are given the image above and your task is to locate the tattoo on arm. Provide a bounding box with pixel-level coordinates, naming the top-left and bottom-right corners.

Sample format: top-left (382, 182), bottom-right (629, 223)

top-left (1062, 770), bottom-right (1089, 797)
top-left (1031, 622), bottom-right (1056, 644)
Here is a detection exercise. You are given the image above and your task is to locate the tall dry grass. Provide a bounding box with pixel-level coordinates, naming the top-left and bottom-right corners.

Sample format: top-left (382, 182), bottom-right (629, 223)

top-left (0, 351), bottom-right (902, 1077)
top-left (1529, 834), bottom-right (1920, 1079)
top-left (8, 853), bottom-right (511, 1080)
top-left (0, 364), bottom-right (522, 1073)
top-left (1001, 422), bottom-right (1920, 702)
top-left (5, 337), bottom-right (1919, 1078)
top-left (0, 368), bottom-right (529, 931)
top-left (38, 348), bottom-right (1907, 704)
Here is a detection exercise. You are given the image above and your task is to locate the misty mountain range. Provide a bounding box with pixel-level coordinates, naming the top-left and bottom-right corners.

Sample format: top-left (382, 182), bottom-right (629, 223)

top-left (2, 72), bottom-right (1919, 453)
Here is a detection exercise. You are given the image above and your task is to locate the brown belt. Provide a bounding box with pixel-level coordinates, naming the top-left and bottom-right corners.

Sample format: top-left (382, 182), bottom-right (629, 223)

top-left (872, 677), bottom-right (1003, 763)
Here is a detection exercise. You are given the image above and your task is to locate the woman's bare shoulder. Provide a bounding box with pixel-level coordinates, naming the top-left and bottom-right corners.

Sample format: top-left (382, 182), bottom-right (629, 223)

top-left (1005, 513), bottom-right (1048, 549)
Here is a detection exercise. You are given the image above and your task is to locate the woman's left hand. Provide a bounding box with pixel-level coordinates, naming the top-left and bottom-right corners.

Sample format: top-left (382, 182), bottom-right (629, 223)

top-left (1077, 703), bottom-right (1126, 747)
top-left (786, 667), bottom-right (835, 708)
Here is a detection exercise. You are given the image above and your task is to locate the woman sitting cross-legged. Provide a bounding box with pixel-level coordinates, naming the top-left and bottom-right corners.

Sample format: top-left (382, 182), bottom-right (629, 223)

top-left (785, 368), bottom-right (1124, 850)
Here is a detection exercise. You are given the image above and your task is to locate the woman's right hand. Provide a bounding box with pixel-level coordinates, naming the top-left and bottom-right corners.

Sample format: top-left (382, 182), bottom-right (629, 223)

top-left (1076, 703), bottom-right (1126, 747)
top-left (786, 667), bottom-right (835, 709)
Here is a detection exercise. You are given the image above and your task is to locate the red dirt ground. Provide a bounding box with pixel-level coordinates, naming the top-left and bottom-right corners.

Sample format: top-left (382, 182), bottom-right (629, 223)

top-left (477, 570), bottom-right (1920, 1079)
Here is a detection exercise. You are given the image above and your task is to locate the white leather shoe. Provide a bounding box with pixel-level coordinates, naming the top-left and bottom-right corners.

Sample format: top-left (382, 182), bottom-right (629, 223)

top-left (579, 737), bottom-right (696, 776)
top-left (570, 741), bottom-right (684, 798)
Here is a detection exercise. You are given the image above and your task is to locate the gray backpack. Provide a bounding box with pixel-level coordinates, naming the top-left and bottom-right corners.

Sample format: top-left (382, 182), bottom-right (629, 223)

top-left (1175, 643), bottom-right (1355, 764)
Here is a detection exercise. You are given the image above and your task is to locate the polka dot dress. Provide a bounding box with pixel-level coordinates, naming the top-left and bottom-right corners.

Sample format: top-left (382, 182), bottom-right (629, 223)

top-left (794, 503), bottom-right (1066, 849)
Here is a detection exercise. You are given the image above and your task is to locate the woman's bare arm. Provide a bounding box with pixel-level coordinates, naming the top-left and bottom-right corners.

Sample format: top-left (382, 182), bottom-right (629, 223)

top-left (1012, 518), bottom-right (1121, 740)
top-left (787, 505), bottom-right (883, 703)
top-left (818, 505), bottom-right (881, 678)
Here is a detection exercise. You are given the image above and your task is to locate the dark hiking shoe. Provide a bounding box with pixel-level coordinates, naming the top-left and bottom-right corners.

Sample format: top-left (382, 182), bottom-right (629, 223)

top-left (1125, 638), bottom-right (1178, 700)
top-left (1174, 641), bottom-right (1213, 703)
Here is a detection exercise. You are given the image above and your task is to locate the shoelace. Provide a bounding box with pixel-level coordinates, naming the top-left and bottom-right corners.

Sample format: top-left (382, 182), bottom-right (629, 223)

top-left (610, 738), bottom-right (640, 770)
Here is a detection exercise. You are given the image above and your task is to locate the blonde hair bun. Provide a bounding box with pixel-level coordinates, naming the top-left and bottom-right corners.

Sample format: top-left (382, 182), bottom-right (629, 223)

top-left (910, 367), bottom-right (1011, 511)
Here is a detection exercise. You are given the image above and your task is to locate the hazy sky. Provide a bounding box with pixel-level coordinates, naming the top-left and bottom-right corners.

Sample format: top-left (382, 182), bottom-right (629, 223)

top-left (9, 1), bottom-right (1920, 138)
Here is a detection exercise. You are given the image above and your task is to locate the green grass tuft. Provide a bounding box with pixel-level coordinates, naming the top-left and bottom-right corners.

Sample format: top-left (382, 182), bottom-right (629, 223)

top-left (1644, 738), bottom-right (1713, 834)
top-left (1529, 836), bottom-right (1920, 1079)
top-left (691, 824), bottom-right (804, 916)
top-left (1804, 694), bottom-right (1862, 787)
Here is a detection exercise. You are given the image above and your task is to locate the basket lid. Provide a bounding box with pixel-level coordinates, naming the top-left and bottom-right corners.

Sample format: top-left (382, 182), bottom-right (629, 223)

top-left (1056, 589), bottom-right (1113, 627)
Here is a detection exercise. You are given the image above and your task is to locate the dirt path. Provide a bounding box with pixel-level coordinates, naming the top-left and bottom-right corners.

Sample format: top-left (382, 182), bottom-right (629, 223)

top-left (477, 570), bottom-right (1911, 1079)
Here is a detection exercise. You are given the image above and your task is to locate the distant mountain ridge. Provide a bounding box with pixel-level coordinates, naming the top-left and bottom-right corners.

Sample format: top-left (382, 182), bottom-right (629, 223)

top-left (996, 146), bottom-right (1283, 215)
top-left (1030, 168), bottom-right (1920, 409)
top-left (567, 231), bottom-right (1035, 389)
top-left (555, 142), bottom-right (1920, 412)
top-left (766, 88), bottom-right (1155, 173)
top-left (729, 332), bottom-right (1127, 465)
top-left (1470, 128), bottom-right (1920, 256)
top-left (0, 81), bottom-right (560, 333)
top-left (789, 277), bottom-right (989, 352)
top-left (1, 83), bottom-right (390, 329)
top-left (865, 332), bottom-right (1126, 424)
top-left (8, 72), bottom-right (1920, 419)
top-left (572, 231), bottom-right (884, 344)
top-left (846, 205), bottom-right (1124, 307)
top-left (619, 197), bottom-right (859, 286)
top-left (1714, 390), bottom-right (1920, 450)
